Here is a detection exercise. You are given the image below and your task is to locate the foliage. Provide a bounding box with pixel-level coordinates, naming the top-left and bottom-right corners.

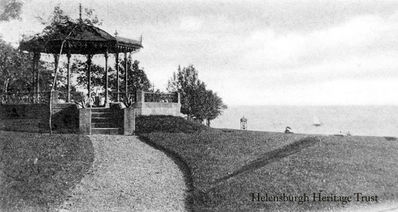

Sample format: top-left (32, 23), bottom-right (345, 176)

top-left (122, 59), bottom-right (152, 95)
top-left (167, 65), bottom-right (227, 126)
top-left (0, 39), bottom-right (30, 93)
top-left (36, 5), bottom-right (102, 27)
top-left (81, 7), bottom-right (102, 26)
top-left (123, 93), bottom-right (135, 108)
top-left (74, 58), bottom-right (107, 92)
top-left (0, 0), bottom-right (23, 21)
top-left (73, 91), bottom-right (89, 108)
top-left (0, 38), bottom-right (54, 93)
top-left (195, 88), bottom-right (227, 126)
top-left (74, 57), bottom-right (152, 101)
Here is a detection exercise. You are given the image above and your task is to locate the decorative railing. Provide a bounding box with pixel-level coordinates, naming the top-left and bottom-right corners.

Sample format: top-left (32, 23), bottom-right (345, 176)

top-left (0, 92), bottom-right (51, 104)
top-left (112, 92), bottom-right (136, 103)
top-left (144, 92), bottom-right (178, 103)
top-left (108, 90), bottom-right (180, 105)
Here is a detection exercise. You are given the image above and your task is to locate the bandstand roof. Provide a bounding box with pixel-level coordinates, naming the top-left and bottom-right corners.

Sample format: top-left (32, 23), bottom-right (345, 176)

top-left (19, 21), bottom-right (143, 55)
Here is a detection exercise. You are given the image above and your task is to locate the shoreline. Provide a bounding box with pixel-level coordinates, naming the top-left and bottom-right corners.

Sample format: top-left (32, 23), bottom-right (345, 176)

top-left (215, 127), bottom-right (398, 139)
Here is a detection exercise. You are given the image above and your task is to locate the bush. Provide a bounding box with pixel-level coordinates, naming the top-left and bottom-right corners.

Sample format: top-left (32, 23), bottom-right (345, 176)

top-left (135, 115), bottom-right (208, 134)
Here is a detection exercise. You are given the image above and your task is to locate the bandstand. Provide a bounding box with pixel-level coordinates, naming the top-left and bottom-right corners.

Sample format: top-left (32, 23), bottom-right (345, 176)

top-left (0, 17), bottom-right (181, 135)
top-left (19, 20), bottom-right (142, 105)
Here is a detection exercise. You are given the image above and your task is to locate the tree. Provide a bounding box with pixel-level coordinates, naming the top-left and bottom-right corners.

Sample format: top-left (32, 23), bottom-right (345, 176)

top-left (167, 65), bottom-right (227, 125)
top-left (0, 39), bottom-right (28, 92)
top-left (73, 57), bottom-right (151, 101)
top-left (0, 38), bottom-right (33, 93)
top-left (201, 90), bottom-right (227, 126)
top-left (120, 59), bottom-right (152, 96)
top-left (37, 5), bottom-right (102, 27)
top-left (0, 0), bottom-right (23, 21)
top-left (0, 37), bottom-right (54, 95)
top-left (167, 65), bottom-right (199, 117)
top-left (74, 59), bottom-right (106, 91)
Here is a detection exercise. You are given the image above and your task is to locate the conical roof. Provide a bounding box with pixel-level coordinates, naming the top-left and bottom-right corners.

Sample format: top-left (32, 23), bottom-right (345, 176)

top-left (19, 21), bottom-right (142, 54)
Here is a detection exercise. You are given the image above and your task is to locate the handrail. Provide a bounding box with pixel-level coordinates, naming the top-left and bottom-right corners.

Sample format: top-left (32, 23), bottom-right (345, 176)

top-left (111, 92), bottom-right (136, 103)
top-left (143, 92), bottom-right (178, 103)
top-left (0, 92), bottom-right (51, 104)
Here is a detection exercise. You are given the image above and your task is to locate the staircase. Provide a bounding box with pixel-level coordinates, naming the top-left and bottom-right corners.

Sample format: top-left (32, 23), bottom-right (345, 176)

top-left (91, 108), bottom-right (121, 134)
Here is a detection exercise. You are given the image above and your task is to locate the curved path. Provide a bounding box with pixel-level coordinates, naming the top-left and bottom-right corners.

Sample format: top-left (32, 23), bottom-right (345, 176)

top-left (59, 135), bottom-right (187, 212)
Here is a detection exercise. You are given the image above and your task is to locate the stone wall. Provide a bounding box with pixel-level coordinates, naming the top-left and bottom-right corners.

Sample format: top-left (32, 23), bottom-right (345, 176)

top-left (110, 103), bottom-right (124, 128)
top-left (78, 108), bottom-right (91, 135)
top-left (52, 103), bottom-right (79, 133)
top-left (0, 103), bottom-right (79, 133)
top-left (123, 108), bottom-right (136, 135)
top-left (133, 90), bottom-right (182, 117)
top-left (134, 102), bottom-right (182, 116)
top-left (0, 104), bottom-right (49, 132)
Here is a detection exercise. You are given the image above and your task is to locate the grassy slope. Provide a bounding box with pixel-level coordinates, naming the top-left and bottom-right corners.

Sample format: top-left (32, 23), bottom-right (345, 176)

top-left (209, 134), bottom-right (398, 211)
top-left (0, 131), bottom-right (94, 211)
top-left (138, 116), bottom-right (398, 211)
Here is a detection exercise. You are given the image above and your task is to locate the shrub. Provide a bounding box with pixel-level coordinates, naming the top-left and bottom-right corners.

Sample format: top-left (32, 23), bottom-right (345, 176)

top-left (135, 115), bottom-right (208, 134)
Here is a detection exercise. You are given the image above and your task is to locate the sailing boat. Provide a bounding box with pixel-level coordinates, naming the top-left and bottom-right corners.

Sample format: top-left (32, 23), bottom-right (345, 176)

top-left (313, 116), bottom-right (322, 127)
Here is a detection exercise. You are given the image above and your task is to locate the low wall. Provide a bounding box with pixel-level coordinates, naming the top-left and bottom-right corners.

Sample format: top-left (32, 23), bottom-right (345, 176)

top-left (52, 103), bottom-right (79, 133)
top-left (79, 108), bottom-right (91, 135)
top-left (123, 108), bottom-right (136, 135)
top-left (134, 102), bottom-right (182, 117)
top-left (0, 103), bottom-right (79, 133)
top-left (0, 104), bottom-right (49, 133)
top-left (110, 103), bottom-right (124, 133)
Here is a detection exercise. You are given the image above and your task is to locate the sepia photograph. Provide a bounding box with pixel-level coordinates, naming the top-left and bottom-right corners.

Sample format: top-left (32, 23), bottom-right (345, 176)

top-left (0, 0), bottom-right (398, 211)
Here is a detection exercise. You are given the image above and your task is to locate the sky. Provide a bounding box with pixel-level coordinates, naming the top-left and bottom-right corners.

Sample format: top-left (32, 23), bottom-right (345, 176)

top-left (1, 0), bottom-right (398, 105)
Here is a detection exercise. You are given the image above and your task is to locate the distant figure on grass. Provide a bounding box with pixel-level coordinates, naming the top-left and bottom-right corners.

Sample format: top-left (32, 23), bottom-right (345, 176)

top-left (240, 116), bottom-right (248, 130)
top-left (285, 126), bottom-right (293, 134)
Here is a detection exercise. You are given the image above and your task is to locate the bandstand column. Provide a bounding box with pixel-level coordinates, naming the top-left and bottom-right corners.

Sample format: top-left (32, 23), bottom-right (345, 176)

top-left (31, 53), bottom-right (35, 93)
top-left (66, 53), bottom-right (71, 102)
top-left (53, 54), bottom-right (59, 90)
top-left (115, 52), bottom-right (120, 102)
top-left (124, 52), bottom-right (128, 97)
top-left (33, 52), bottom-right (41, 101)
top-left (104, 52), bottom-right (109, 106)
top-left (87, 54), bottom-right (92, 107)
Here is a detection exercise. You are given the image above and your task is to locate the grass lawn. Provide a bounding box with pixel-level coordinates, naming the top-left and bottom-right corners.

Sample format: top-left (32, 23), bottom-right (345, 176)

top-left (138, 116), bottom-right (398, 211)
top-left (0, 131), bottom-right (94, 211)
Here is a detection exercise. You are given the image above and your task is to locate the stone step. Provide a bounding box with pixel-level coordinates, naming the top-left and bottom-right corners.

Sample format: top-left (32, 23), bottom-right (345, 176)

top-left (91, 112), bottom-right (113, 117)
top-left (91, 117), bottom-right (114, 122)
top-left (91, 128), bottom-right (121, 135)
top-left (91, 108), bottom-right (111, 112)
top-left (91, 110), bottom-right (112, 113)
top-left (91, 122), bottom-right (119, 128)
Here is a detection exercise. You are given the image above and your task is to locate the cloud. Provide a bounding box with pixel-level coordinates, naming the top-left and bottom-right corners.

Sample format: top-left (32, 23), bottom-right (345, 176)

top-left (239, 14), bottom-right (392, 71)
top-left (179, 16), bottom-right (202, 31)
top-left (2, 0), bottom-right (398, 105)
top-left (196, 12), bottom-right (398, 105)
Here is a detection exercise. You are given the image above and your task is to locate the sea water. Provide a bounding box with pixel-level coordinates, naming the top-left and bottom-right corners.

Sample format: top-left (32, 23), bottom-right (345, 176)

top-left (211, 105), bottom-right (398, 137)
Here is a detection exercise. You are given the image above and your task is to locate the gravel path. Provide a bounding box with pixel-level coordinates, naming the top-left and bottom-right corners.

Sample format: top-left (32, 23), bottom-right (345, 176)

top-left (59, 135), bottom-right (187, 212)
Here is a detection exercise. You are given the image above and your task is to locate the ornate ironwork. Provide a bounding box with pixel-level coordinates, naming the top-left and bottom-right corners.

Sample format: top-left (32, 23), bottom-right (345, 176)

top-left (111, 92), bottom-right (136, 104)
top-left (144, 92), bottom-right (178, 103)
top-left (0, 92), bottom-right (51, 104)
